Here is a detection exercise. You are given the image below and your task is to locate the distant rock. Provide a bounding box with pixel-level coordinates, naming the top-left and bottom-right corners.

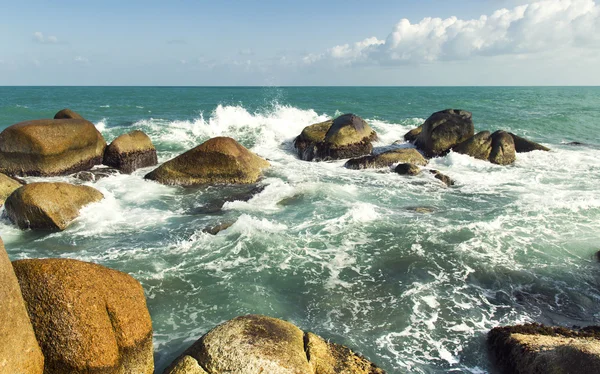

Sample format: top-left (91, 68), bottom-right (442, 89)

top-left (163, 314), bottom-right (384, 374)
top-left (403, 125), bottom-right (423, 143)
top-left (345, 148), bottom-right (427, 170)
top-left (54, 108), bottom-right (84, 120)
top-left (430, 170), bottom-right (454, 187)
top-left (488, 323), bottom-right (600, 374)
top-left (103, 130), bottom-right (158, 173)
top-left (395, 163), bottom-right (421, 176)
top-left (4, 182), bottom-right (103, 231)
top-left (0, 172), bottom-right (23, 206)
top-left (294, 114), bottom-right (377, 161)
top-left (145, 137), bottom-right (269, 186)
top-left (414, 109), bottom-right (474, 157)
top-left (509, 133), bottom-right (550, 153)
top-left (0, 238), bottom-right (44, 374)
top-left (13, 258), bottom-right (154, 374)
top-left (0, 118), bottom-right (106, 176)
top-left (453, 130), bottom-right (516, 165)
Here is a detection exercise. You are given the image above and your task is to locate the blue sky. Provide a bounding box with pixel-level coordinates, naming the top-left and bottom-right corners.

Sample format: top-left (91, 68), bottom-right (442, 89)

top-left (1, 0), bottom-right (599, 85)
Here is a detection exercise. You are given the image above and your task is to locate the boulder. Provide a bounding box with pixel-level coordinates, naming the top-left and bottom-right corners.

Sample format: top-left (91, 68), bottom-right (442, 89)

top-left (0, 172), bottom-right (23, 206)
top-left (488, 323), bottom-right (600, 374)
top-left (453, 130), bottom-right (516, 165)
top-left (344, 148), bottom-right (427, 170)
top-left (294, 114), bottom-right (377, 161)
top-left (4, 182), bottom-right (103, 231)
top-left (163, 314), bottom-right (384, 374)
top-left (145, 137), bottom-right (269, 186)
top-left (403, 125), bottom-right (422, 142)
top-left (430, 170), bottom-right (454, 187)
top-left (13, 258), bottom-right (154, 374)
top-left (103, 130), bottom-right (158, 173)
top-left (54, 108), bottom-right (84, 120)
top-left (395, 163), bottom-right (421, 176)
top-left (0, 118), bottom-right (106, 176)
top-left (0, 238), bottom-right (45, 374)
top-left (509, 133), bottom-right (550, 153)
top-left (414, 109), bottom-right (474, 157)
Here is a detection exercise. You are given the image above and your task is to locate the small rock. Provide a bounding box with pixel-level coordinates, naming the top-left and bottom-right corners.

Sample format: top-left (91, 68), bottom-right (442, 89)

top-left (73, 168), bottom-right (119, 182)
top-left (403, 125), bottom-right (423, 143)
top-left (430, 170), bottom-right (454, 187)
top-left (103, 130), bottom-right (158, 173)
top-left (202, 221), bottom-right (235, 235)
top-left (345, 148), bottom-right (427, 170)
top-left (54, 108), bottom-right (84, 120)
top-left (509, 133), bottom-right (550, 153)
top-left (408, 206), bottom-right (434, 214)
top-left (395, 163), bottom-right (421, 176)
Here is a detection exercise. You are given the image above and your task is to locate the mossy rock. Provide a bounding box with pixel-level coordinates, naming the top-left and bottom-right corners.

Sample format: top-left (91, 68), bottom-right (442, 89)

top-left (145, 137), bottom-right (269, 186)
top-left (293, 120), bottom-right (333, 161)
top-left (4, 182), bottom-right (104, 231)
top-left (489, 131), bottom-right (516, 165)
top-left (0, 238), bottom-right (44, 374)
top-left (0, 172), bottom-right (23, 206)
top-left (415, 109), bottom-right (474, 157)
top-left (13, 258), bottom-right (154, 374)
top-left (103, 130), bottom-right (158, 173)
top-left (454, 130), bottom-right (516, 165)
top-left (0, 118), bottom-right (106, 176)
top-left (345, 149), bottom-right (427, 170)
top-left (54, 108), bottom-right (84, 120)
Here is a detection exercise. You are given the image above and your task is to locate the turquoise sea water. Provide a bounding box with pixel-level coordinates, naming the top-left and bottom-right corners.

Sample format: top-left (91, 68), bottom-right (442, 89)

top-left (1, 86), bottom-right (600, 373)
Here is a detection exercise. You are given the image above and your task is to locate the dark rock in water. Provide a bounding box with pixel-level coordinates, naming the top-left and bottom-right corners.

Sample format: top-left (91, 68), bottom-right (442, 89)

top-left (277, 193), bottom-right (305, 206)
top-left (345, 148), bottom-right (427, 170)
top-left (415, 109), bottom-right (474, 157)
top-left (73, 167), bottom-right (119, 182)
top-left (162, 314), bottom-right (385, 374)
top-left (488, 323), bottom-right (600, 374)
top-left (187, 185), bottom-right (266, 215)
top-left (430, 170), bottom-right (454, 187)
top-left (453, 130), bottom-right (516, 165)
top-left (595, 250), bottom-right (600, 262)
top-left (404, 125), bottom-right (423, 142)
top-left (395, 163), bottom-right (421, 176)
top-left (489, 131), bottom-right (516, 165)
top-left (202, 221), bottom-right (235, 235)
top-left (104, 130), bottom-right (158, 173)
top-left (54, 108), bottom-right (84, 120)
top-left (407, 206), bottom-right (434, 214)
top-left (567, 141), bottom-right (585, 146)
top-left (509, 133), bottom-right (550, 153)
top-left (293, 114), bottom-right (377, 161)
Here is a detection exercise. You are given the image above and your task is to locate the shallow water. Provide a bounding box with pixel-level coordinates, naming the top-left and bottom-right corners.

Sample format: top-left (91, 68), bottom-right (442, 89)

top-left (1, 86), bottom-right (600, 373)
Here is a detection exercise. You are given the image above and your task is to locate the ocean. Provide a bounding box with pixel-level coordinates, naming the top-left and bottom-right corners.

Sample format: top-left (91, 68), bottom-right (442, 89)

top-left (1, 86), bottom-right (599, 373)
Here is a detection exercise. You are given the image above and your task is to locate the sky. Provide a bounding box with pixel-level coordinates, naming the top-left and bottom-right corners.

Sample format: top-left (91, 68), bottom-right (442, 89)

top-left (0, 0), bottom-right (599, 86)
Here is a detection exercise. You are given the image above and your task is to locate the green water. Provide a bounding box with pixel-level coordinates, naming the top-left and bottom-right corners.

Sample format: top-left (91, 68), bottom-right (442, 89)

top-left (1, 86), bottom-right (599, 373)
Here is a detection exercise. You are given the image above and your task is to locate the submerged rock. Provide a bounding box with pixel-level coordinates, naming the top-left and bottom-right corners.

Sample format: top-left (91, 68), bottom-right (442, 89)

top-left (163, 314), bottom-right (384, 374)
top-left (414, 109), bottom-right (474, 157)
top-left (13, 258), bottom-right (154, 374)
top-left (395, 163), bottom-right (421, 176)
top-left (4, 182), bottom-right (103, 231)
top-left (72, 167), bottom-right (119, 182)
top-left (0, 238), bottom-right (45, 374)
top-left (103, 130), bottom-right (158, 173)
top-left (0, 172), bottom-right (23, 206)
top-left (53, 108), bottom-right (84, 120)
top-left (345, 148), bottom-right (427, 170)
top-left (0, 118), bottom-right (106, 176)
top-left (294, 114), bottom-right (377, 161)
top-left (202, 221), bottom-right (235, 235)
top-left (488, 323), bottom-right (600, 374)
top-left (509, 133), bottom-right (550, 153)
top-left (145, 137), bottom-right (269, 186)
top-left (430, 170), bottom-right (454, 187)
top-left (453, 130), bottom-right (516, 165)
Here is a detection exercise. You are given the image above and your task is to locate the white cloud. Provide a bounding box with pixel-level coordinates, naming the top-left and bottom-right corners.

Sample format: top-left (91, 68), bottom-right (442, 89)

top-left (74, 56), bottom-right (89, 63)
top-left (305, 0), bottom-right (600, 65)
top-left (33, 31), bottom-right (60, 44)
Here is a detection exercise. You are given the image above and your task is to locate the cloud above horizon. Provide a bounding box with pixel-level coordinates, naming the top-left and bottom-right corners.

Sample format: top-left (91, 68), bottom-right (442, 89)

top-left (33, 31), bottom-right (60, 44)
top-left (304, 0), bottom-right (600, 66)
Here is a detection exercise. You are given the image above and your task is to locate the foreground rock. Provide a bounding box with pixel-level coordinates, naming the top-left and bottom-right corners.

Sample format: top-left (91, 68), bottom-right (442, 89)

top-left (453, 130), bottom-right (516, 165)
top-left (145, 137), bottom-right (269, 186)
top-left (488, 323), bottom-right (600, 374)
top-left (0, 172), bottom-right (23, 206)
top-left (345, 148), bottom-right (427, 170)
top-left (4, 182), bottom-right (103, 230)
top-left (163, 314), bottom-right (384, 374)
top-left (13, 258), bottom-right (154, 374)
top-left (103, 130), bottom-right (158, 173)
top-left (0, 118), bottom-right (106, 176)
top-left (509, 133), bottom-right (550, 153)
top-left (0, 238), bottom-right (44, 374)
top-left (395, 163), bottom-right (421, 176)
top-left (294, 114), bottom-right (377, 161)
top-left (54, 108), bottom-right (84, 120)
top-left (413, 109), bottom-right (474, 157)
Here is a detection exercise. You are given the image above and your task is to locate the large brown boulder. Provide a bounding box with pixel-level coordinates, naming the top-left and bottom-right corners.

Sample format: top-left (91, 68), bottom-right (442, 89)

top-left (488, 323), bottom-right (600, 374)
top-left (453, 130), bottom-right (516, 165)
top-left (414, 109), bottom-right (474, 157)
top-left (344, 148), bottom-right (427, 170)
top-left (509, 133), bottom-right (550, 153)
top-left (0, 118), bottom-right (106, 176)
top-left (163, 314), bottom-right (384, 374)
top-left (0, 172), bottom-right (22, 206)
top-left (4, 182), bottom-right (104, 231)
top-left (13, 258), bottom-right (154, 374)
top-left (0, 238), bottom-right (44, 374)
top-left (294, 114), bottom-right (377, 161)
top-left (54, 108), bottom-right (84, 120)
top-left (103, 130), bottom-right (158, 173)
top-left (145, 137), bottom-right (269, 186)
